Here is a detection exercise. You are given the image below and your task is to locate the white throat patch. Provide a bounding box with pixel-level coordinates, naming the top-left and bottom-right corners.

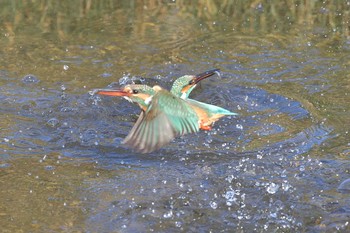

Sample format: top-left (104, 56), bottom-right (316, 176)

top-left (145, 96), bottom-right (153, 105)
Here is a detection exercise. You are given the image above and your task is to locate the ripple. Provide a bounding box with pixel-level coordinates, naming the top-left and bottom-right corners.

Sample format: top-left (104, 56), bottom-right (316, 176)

top-left (338, 178), bottom-right (350, 194)
top-left (22, 74), bottom-right (40, 84)
top-left (46, 118), bottom-right (60, 128)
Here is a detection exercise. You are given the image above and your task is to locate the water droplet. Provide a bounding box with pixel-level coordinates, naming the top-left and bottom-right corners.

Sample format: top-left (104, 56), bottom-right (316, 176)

top-left (3, 138), bottom-right (10, 143)
top-left (63, 65), bottom-right (69, 70)
top-left (226, 175), bottom-right (234, 183)
top-left (210, 201), bottom-right (218, 209)
top-left (175, 221), bottom-right (182, 228)
top-left (39, 155), bottom-right (47, 163)
top-left (22, 74), bottom-right (40, 84)
top-left (266, 182), bottom-right (280, 194)
top-left (282, 182), bottom-right (291, 191)
top-left (45, 166), bottom-right (55, 171)
top-left (236, 124), bottom-right (243, 130)
top-left (119, 74), bottom-right (131, 85)
top-left (224, 190), bottom-right (237, 206)
top-left (163, 210), bottom-right (173, 218)
top-left (47, 118), bottom-right (59, 127)
top-left (225, 190), bottom-right (236, 202)
top-left (88, 90), bottom-right (98, 96)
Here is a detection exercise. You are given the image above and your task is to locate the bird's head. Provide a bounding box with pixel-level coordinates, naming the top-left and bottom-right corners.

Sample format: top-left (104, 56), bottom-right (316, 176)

top-left (94, 84), bottom-right (155, 111)
top-left (171, 69), bottom-right (220, 99)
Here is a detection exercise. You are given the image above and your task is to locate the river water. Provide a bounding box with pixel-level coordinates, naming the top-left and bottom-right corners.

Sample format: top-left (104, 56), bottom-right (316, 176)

top-left (0, 1), bottom-right (350, 232)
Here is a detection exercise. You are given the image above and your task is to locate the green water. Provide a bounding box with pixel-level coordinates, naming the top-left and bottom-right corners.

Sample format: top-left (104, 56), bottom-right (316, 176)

top-left (0, 1), bottom-right (349, 232)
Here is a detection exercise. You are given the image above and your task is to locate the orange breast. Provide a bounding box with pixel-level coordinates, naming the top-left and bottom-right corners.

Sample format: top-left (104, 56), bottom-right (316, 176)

top-left (189, 104), bottom-right (224, 130)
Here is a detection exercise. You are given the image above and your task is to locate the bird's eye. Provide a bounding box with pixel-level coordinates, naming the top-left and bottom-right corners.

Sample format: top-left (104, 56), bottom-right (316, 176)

top-left (188, 80), bottom-right (195, 85)
top-left (132, 90), bottom-right (139, 94)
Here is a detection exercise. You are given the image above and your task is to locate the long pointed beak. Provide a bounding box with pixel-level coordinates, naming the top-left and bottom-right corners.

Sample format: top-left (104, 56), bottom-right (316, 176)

top-left (93, 89), bottom-right (129, 97)
top-left (194, 68), bottom-right (220, 84)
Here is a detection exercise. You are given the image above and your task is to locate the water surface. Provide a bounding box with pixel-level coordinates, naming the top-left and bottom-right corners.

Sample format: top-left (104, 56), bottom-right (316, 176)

top-left (0, 1), bottom-right (350, 232)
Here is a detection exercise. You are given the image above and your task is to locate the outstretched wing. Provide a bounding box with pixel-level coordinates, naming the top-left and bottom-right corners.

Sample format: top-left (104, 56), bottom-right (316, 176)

top-left (123, 90), bottom-right (199, 153)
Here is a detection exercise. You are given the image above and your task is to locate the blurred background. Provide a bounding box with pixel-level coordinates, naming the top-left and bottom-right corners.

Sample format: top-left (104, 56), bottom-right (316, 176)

top-left (0, 1), bottom-right (349, 232)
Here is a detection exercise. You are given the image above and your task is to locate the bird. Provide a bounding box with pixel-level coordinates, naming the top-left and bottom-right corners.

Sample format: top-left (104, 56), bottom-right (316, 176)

top-left (94, 69), bottom-right (237, 153)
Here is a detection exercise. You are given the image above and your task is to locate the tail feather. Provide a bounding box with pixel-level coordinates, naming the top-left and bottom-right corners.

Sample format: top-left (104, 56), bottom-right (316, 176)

top-left (186, 99), bottom-right (238, 116)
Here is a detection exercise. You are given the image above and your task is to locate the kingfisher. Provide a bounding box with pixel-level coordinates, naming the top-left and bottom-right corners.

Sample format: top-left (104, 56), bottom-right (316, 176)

top-left (94, 70), bottom-right (237, 153)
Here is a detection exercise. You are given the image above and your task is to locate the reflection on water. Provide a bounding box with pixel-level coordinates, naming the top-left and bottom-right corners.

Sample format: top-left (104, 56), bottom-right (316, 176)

top-left (0, 1), bottom-right (350, 232)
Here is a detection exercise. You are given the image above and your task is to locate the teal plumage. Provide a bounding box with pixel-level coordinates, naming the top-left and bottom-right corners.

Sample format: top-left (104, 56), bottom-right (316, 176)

top-left (123, 88), bottom-right (199, 153)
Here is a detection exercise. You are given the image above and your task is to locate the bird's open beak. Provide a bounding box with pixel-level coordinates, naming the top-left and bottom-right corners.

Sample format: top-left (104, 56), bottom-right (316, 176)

top-left (93, 89), bottom-right (130, 97)
top-left (194, 68), bottom-right (220, 84)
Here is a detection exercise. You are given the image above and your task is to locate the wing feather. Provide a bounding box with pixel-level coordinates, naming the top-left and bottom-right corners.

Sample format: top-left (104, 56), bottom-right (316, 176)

top-left (123, 89), bottom-right (199, 153)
